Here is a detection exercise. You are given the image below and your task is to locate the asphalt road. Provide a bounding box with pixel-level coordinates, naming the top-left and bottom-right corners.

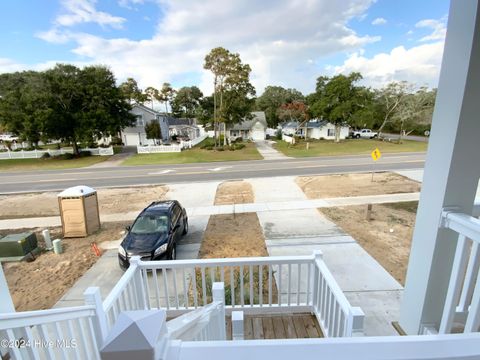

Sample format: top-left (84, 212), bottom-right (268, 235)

top-left (0, 152), bottom-right (426, 194)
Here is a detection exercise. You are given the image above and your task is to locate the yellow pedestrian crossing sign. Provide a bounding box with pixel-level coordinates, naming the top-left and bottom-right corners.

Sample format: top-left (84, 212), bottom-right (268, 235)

top-left (371, 148), bottom-right (382, 161)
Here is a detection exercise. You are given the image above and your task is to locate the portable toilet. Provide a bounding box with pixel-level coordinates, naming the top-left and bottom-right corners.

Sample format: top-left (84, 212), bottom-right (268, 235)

top-left (58, 185), bottom-right (100, 238)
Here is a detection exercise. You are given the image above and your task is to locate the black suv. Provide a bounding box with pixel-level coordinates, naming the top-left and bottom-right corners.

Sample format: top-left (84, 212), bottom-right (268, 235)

top-left (118, 200), bottom-right (188, 270)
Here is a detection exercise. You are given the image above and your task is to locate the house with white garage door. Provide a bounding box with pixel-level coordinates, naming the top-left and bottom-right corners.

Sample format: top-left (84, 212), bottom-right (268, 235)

top-left (227, 111), bottom-right (267, 141)
top-left (121, 104), bottom-right (170, 146)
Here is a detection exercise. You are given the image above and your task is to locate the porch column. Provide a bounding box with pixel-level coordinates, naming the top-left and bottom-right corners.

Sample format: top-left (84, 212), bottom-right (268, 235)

top-left (399, 0), bottom-right (480, 334)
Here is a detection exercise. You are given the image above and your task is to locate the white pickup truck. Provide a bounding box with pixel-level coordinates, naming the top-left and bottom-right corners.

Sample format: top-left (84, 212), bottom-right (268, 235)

top-left (351, 129), bottom-right (378, 139)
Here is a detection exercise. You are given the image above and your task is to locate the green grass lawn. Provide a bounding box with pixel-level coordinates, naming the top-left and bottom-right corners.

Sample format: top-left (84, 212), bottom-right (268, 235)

top-left (0, 156), bottom-right (110, 171)
top-left (123, 142), bottom-right (263, 166)
top-left (273, 139), bottom-right (428, 157)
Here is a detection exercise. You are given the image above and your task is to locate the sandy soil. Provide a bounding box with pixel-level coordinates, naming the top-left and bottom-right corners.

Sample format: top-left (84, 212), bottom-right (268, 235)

top-left (214, 180), bottom-right (254, 205)
top-left (0, 185), bottom-right (168, 219)
top-left (320, 202), bottom-right (418, 285)
top-left (296, 172), bottom-right (420, 199)
top-left (1, 222), bottom-right (129, 311)
top-left (200, 180), bottom-right (267, 258)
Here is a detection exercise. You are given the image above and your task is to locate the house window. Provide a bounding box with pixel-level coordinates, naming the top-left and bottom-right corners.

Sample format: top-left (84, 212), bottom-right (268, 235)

top-left (327, 128), bottom-right (335, 137)
top-left (135, 115), bottom-right (144, 127)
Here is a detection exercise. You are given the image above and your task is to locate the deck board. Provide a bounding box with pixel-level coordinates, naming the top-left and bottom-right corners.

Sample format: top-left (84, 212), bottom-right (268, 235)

top-left (224, 313), bottom-right (322, 340)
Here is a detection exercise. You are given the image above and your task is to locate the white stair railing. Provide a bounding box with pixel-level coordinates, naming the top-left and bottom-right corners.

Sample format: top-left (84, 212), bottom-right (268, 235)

top-left (439, 208), bottom-right (480, 333)
top-left (167, 282), bottom-right (226, 341)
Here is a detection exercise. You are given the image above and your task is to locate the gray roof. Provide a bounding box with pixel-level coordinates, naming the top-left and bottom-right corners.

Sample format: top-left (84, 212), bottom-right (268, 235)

top-left (230, 112), bottom-right (267, 131)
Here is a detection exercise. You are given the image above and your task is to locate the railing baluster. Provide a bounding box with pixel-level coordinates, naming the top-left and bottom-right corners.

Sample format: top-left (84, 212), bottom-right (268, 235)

top-left (439, 234), bottom-right (470, 333)
top-left (221, 267), bottom-right (225, 284)
top-left (464, 265), bottom-right (480, 332)
top-left (259, 265), bottom-right (263, 307)
top-left (173, 268), bottom-right (179, 309)
top-left (307, 262), bottom-right (312, 306)
top-left (201, 267), bottom-right (207, 305)
top-left (240, 265), bottom-right (244, 306)
top-left (459, 241), bottom-right (480, 312)
top-left (297, 263), bottom-right (301, 305)
top-left (163, 268), bottom-right (170, 309)
top-left (249, 265), bottom-right (254, 307)
top-left (38, 324), bottom-right (56, 359)
top-left (230, 267), bottom-right (235, 307)
top-left (142, 268), bottom-right (152, 310)
top-left (6, 329), bottom-right (22, 359)
top-left (153, 269), bottom-right (161, 309)
top-left (76, 318), bottom-right (91, 360)
top-left (192, 267), bottom-right (198, 308)
top-left (210, 266), bottom-right (216, 283)
top-left (182, 267), bottom-right (188, 309)
top-left (287, 263), bottom-right (292, 306)
top-left (268, 264), bottom-right (273, 306)
top-left (278, 264), bottom-right (282, 306)
top-left (55, 322), bottom-right (68, 358)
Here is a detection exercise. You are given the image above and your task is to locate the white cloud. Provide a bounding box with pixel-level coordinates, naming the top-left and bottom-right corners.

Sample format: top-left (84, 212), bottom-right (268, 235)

top-left (333, 41), bottom-right (444, 88)
top-left (371, 17), bottom-right (387, 25)
top-left (55, 0), bottom-right (126, 28)
top-left (415, 17), bottom-right (447, 42)
top-left (34, 0), bottom-right (379, 95)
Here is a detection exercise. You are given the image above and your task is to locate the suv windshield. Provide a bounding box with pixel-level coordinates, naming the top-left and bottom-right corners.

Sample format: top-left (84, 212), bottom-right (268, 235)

top-left (131, 214), bottom-right (169, 234)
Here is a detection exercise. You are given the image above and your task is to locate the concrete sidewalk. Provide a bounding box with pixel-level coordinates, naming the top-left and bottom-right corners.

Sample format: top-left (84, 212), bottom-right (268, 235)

top-left (254, 140), bottom-right (291, 160)
top-left (0, 191), bottom-right (420, 230)
top-left (248, 176), bottom-right (403, 336)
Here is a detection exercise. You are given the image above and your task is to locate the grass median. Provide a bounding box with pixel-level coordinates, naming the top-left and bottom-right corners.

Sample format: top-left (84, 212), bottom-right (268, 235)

top-left (0, 156), bottom-right (110, 171)
top-left (273, 139), bottom-right (428, 157)
top-left (122, 141), bottom-right (262, 166)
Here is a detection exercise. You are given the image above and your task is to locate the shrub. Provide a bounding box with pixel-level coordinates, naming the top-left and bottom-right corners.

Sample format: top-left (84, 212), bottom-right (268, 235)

top-left (78, 151), bottom-right (92, 157)
top-left (55, 153), bottom-right (74, 160)
top-left (234, 143), bottom-right (246, 150)
top-left (110, 136), bottom-right (123, 146)
top-left (41, 152), bottom-right (51, 159)
top-left (275, 129), bottom-right (282, 140)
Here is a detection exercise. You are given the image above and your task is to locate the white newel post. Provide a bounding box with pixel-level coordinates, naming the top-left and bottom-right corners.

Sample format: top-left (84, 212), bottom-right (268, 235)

top-left (212, 282), bottom-right (226, 340)
top-left (400, 0), bottom-right (480, 334)
top-left (84, 287), bottom-right (109, 347)
top-left (130, 256), bottom-right (147, 309)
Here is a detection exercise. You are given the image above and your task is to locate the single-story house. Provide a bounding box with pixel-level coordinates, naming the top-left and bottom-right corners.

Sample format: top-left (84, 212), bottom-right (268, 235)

top-left (121, 104), bottom-right (201, 146)
top-left (281, 120), bottom-right (350, 140)
top-left (227, 111), bottom-right (267, 141)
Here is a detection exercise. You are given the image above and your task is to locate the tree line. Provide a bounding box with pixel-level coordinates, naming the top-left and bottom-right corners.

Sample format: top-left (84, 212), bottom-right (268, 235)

top-left (0, 47), bottom-right (437, 153)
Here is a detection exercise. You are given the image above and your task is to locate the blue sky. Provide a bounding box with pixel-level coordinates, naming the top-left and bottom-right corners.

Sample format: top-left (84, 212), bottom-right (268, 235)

top-left (0, 0), bottom-right (450, 94)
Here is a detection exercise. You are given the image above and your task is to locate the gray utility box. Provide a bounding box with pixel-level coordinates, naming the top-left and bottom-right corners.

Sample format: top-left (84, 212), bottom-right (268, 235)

top-left (0, 232), bottom-right (38, 257)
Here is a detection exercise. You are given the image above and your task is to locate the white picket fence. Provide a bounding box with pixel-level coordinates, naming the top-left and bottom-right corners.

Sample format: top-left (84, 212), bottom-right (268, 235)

top-left (136, 134), bottom-right (208, 154)
top-left (0, 146), bottom-right (114, 160)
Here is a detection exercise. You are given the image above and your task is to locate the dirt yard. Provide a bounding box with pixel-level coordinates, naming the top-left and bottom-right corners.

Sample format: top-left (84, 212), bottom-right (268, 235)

top-left (296, 172), bottom-right (420, 199)
top-left (320, 202), bottom-right (418, 285)
top-left (200, 180), bottom-right (267, 258)
top-left (0, 185), bottom-right (168, 219)
top-left (1, 222), bottom-right (128, 311)
top-left (213, 180), bottom-right (254, 205)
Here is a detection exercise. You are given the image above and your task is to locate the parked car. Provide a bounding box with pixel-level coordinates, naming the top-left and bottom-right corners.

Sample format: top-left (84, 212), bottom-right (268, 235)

top-left (350, 129), bottom-right (378, 139)
top-left (0, 134), bottom-right (19, 142)
top-left (118, 200), bottom-right (188, 270)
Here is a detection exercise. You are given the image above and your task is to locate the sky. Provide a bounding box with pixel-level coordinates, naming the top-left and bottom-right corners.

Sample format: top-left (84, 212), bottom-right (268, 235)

top-left (0, 0), bottom-right (450, 96)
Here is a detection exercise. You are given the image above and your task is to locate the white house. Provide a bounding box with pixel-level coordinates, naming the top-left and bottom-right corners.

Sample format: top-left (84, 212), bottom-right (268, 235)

top-left (227, 111), bottom-right (267, 141)
top-left (121, 104), bottom-right (201, 146)
top-left (282, 120), bottom-right (349, 140)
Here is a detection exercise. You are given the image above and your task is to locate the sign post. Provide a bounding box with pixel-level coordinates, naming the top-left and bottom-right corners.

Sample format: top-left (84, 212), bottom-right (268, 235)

top-left (370, 147), bottom-right (382, 181)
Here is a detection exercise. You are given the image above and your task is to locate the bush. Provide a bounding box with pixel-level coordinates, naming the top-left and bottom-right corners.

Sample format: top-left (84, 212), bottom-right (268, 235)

top-left (216, 147), bottom-right (225, 151)
top-left (234, 143), bottom-right (245, 150)
top-left (55, 153), bottom-right (74, 160)
top-left (265, 134), bottom-right (271, 140)
top-left (276, 129), bottom-right (283, 140)
top-left (78, 151), bottom-right (92, 157)
top-left (41, 152), bottom-right (51, 159)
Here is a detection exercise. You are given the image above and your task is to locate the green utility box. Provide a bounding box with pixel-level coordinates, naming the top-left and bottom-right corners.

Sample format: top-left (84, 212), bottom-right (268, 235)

top-left (0, 232), bottom-right (38, 257)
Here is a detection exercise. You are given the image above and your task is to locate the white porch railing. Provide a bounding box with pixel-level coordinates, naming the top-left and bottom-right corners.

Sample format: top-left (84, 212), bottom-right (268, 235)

top-left (167, 283), bottom-right (226, 341)
top-left (0, 146), bottom-right (113, 160)
top-left (439, 208), bottom-right (480, 333)
top-left (102, 252), bottom-right (364, 338)
top-left (0, 305), bottom-right (101, 360)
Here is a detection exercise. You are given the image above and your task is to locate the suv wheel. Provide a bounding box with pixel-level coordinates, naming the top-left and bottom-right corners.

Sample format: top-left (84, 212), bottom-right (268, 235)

top-left (355, 134), bottom-right (360, 139)
top-left (182, 218), bottom-right (189, 235)
top-left (169, 244), bottom-right (176, 260)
